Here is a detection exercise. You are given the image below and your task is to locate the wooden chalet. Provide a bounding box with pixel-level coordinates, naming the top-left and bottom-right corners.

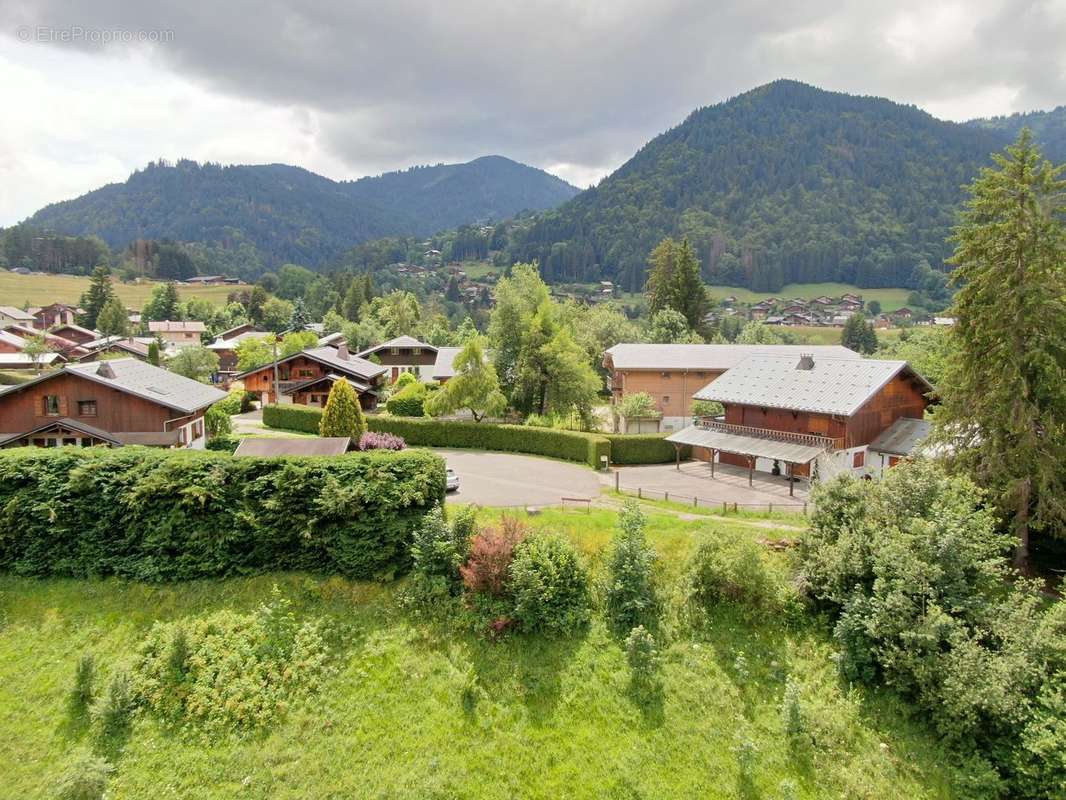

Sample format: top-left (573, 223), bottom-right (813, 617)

top-left (356, 336), bottom-right (438, 382)
top-left (602, 344), bottom-right (861, 430)
top-left (666, 353), bottom-right (934, 490)
top-left (48, 323), bottom-right (101, 346)
top-left (236, 344), bottom-right (387, 409)
top-left (0, 358), bottom-right (227, 448)
top-left (33, 303), bottom-right (80, 330)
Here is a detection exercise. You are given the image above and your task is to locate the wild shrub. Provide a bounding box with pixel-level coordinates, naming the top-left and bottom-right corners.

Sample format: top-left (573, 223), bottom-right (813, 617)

top-left (53, 748), bottom-right (112, 800)
top-left (604, 500), bottom-right (659, 634)
top-left (625, 625), bottom-right (662, 704)
top-left (781, 677), bottom-right (807, 742)
top-left (69, 653), bottom-right (95, 712)
top-left (679, 533), bottom-right (778, 622)
top-left (460, 516), bottom-right (527, 597)
top-left (510, 533), bottom-right (591, 636)
top-left (801, 461), bottom-right (1066, 798)
top-left (93, 670), bottom-right (135, 741)
top-left (130, 589), bottom-right (329, 733)
top-left (410, 506), bottom-right (471, 586)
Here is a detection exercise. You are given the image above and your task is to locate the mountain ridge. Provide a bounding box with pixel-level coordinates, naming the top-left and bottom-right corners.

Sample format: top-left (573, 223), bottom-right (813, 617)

top-left (23, 155), bottom-right (579, 268)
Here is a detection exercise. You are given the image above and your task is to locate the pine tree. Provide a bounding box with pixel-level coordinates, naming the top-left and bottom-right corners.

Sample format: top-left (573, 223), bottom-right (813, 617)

top-left (841, 314), bottom-right (877, 354)
top-left (289, 298), bottom-right (311, 330)
top-left (445, 275), bottom-right (462, 302)
top-left (147, 341), bottom-right (161, 366)
top-left (669, 239), bottom-right (709, 329)
top-left (933, 130), bottom-right (1066, 567)
top-left (319, 379), bottom-right (367, 439)
top-left (78, 266), bottom-right (116, 329)
top-left (342, 280), bottom-right (365, 321)
top-left (645, 238), bottom-right (678, 315)
top-left (96, 297), bottom-right (130, 337)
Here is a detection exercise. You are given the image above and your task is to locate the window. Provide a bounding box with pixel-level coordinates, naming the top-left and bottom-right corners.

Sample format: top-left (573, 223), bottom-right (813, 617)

top-left (43, 395), bottom-right (60, 416)
top-left (412, 347), bottom-right (421, 355)
top-left (888, 456), bottom-right (901, 468)
top-left (390, 347), bottom-right (400, 355)
top-left (297, 369), bottom-right (314, 378)
top-left (852, 451), bottom-right (865, 468)
top-left (660, 371), bottom-right (671, 378)
top-left (77, 400), bottom-right (97, 417)
top-left (662, 396), bottom-right (670, 404)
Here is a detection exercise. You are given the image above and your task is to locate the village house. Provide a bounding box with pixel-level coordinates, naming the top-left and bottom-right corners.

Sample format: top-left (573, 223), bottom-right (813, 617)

top-left (236, 344), bottom-right (387, 409)
top-left (33, 303), bottom-right (80, 330)
top-left (666, 353), bottom-right (933, 490)
top-left (431, 347), bottom-right (463, 383)
top-left (3, 324), bottom-right (90, 358)
top-left (356, 336), bottom-right (439, 382)
top-left (48, 323), bottom-right (99, 347)
top-left (206, 324), bottom-right (273, 378)
top-left (148, 320), bottom-right (207, 349)
top-left (0, 306), bottom-right (36, 327)
top-left (603, 343), bottom-right (861, 430)
top-left (0, 358), bottom-right (227, 448)
top-left (76, 336), bottom-right (152, 362)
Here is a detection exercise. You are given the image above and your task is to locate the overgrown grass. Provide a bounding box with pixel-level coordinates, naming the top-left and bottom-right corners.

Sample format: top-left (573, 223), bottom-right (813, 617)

top-left (0, 508), bottom-right (966, 798)
top-left (0, 272), bottom-right (236, 308)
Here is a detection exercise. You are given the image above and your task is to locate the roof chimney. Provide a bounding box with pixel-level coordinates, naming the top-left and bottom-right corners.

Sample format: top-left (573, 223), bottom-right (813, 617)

top-left (336, 342), bottom-right (349, 360)
top-left (96, 361), bottom-right (116, 379)
top-left (796, 354), bottom-right (815, 371)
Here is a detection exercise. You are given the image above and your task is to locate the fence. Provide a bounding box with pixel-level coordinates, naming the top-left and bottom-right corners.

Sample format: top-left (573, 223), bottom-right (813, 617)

top-left (614, 482), bottom-right (809, 515)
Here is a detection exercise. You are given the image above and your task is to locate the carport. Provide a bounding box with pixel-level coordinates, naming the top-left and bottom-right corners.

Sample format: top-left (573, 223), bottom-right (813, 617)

top-left (665, 423), bottom-right (829, 496)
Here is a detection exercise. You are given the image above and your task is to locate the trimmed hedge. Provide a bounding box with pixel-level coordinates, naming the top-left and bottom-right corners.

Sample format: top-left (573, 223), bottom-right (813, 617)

top-left (368, 417), bottom-right (611, 469)
top-left (263, 404), bottom-right (323, 433)
top-left (263, 405), bottom-right (688, 468)
top-left (385, 382), bottom-right (428, 417)
top-left (0, 446), bottom-right (445, 581)
top-left (605, 433), bottom-right (690, 465)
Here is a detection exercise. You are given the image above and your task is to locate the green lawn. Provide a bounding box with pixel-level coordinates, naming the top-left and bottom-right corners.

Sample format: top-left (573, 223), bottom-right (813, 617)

top-left (0, 272), bottom-right (238, 309)
top-left (458, 260), bottom-right (501, 280)
top-left (0, 507), bottom-right (965, 799)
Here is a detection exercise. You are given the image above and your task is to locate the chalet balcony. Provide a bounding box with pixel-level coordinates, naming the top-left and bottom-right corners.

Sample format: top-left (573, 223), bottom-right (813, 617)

top-left (693, 417), bottom-right (843, 452)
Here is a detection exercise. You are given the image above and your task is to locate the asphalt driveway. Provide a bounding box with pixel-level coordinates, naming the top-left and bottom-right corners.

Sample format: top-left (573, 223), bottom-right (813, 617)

top-left (434, 449), bottom-right (603, 508)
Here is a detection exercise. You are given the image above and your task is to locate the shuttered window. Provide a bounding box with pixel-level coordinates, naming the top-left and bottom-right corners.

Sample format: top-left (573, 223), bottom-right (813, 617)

top-left (43, 395), bottom-right (60, 416)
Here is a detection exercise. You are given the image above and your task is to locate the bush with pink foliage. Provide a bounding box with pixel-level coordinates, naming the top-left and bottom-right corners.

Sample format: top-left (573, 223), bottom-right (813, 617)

top-left (357, 431), bottom-right (406, 451)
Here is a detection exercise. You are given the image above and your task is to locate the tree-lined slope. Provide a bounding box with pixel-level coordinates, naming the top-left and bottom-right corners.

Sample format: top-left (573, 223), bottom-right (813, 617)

top-left (25, 157), bottom-right (578, 268)
top-left (509, 80), bottom-right (1015, 291)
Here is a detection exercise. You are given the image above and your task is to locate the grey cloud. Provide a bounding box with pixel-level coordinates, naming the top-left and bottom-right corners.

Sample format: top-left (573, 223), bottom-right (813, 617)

top-left (2, 0), bottom-right (1063, 186)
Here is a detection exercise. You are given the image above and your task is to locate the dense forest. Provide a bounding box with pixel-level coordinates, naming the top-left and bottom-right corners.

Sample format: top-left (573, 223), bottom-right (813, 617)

top-left (965, 105), bottom-right (1066, 163)
top-left (18, 157), bottom-right (578, 273)
top-left (506, 80), bottom-right (1058, 291)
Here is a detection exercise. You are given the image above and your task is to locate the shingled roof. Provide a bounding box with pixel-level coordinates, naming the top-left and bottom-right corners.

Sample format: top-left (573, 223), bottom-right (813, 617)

top-left (693, 355), bottom-right (933, 417)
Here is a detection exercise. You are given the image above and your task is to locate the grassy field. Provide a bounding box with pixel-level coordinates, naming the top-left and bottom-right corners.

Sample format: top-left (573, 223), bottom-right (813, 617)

top-left (0, 506), bottom-right (966, 799)
top-left (459, 260), bottom-right (501, 280)
top-left (783, 325), bottom-right (907, 346)
top-left (0, 272), bottom-right (238, 309)
top-left (706, 283), bottom-right (912, 311)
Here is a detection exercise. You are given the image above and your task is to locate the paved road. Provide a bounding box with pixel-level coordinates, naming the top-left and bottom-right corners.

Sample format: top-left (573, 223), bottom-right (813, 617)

top-left (436, 449), bottom-right (603, 508)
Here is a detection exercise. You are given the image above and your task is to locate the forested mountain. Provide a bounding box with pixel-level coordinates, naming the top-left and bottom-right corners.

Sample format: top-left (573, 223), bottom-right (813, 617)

top-left (22, 157), bottom-right (578, 270)
top-left (965, 106), bottom-right (1066, 163)
top-left (505, 80), bottom-right (1042, 291)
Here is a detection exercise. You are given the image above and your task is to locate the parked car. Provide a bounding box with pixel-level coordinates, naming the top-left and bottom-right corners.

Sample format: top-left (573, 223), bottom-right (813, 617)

top-left (446, 467), bottom-right (460, 492)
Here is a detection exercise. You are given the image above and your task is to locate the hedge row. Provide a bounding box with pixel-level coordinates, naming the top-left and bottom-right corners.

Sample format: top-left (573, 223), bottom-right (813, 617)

top-left (262, 404), bottom-right (323, 433)
top-left (0, 446), bottom-right (445, 581)
top-left (262, 406), bottom-right (690, 467)
top-left (604, 433), bottom-right (690, 465)
top-left (367, 416), bottom-right (611, 469)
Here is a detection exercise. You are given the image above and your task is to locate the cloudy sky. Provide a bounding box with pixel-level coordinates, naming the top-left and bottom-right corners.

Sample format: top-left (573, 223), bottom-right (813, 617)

top-left (1, 0), bottom-right (1064, 226)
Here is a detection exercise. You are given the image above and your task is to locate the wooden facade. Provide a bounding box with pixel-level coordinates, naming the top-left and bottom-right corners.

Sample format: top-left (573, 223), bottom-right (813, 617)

top-left (609, 369), bottom-right (726, 421)
top-left (712, 372), bottom-right (930, 476)
top-left (0, 372), bottom-right (205, 447)
top-left (240, 354), bottom-right (382, 409)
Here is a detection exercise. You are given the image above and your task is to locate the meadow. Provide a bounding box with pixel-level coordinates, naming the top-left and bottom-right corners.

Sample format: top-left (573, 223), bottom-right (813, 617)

top-left (704, 283), bottom-right (912, 311)
top-left (0, 506), bottom-right (966, 799)
top-left (0, 272), bottom-right (237, 308)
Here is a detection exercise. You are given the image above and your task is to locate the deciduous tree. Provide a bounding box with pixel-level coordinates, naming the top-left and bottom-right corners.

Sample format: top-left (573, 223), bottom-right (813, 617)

top-left (424, 336), bottom-right (506, 422)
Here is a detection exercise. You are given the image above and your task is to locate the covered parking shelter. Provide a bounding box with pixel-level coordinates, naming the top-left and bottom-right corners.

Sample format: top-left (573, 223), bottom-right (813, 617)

top-left (665, 423), bottom-right (830, 496)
